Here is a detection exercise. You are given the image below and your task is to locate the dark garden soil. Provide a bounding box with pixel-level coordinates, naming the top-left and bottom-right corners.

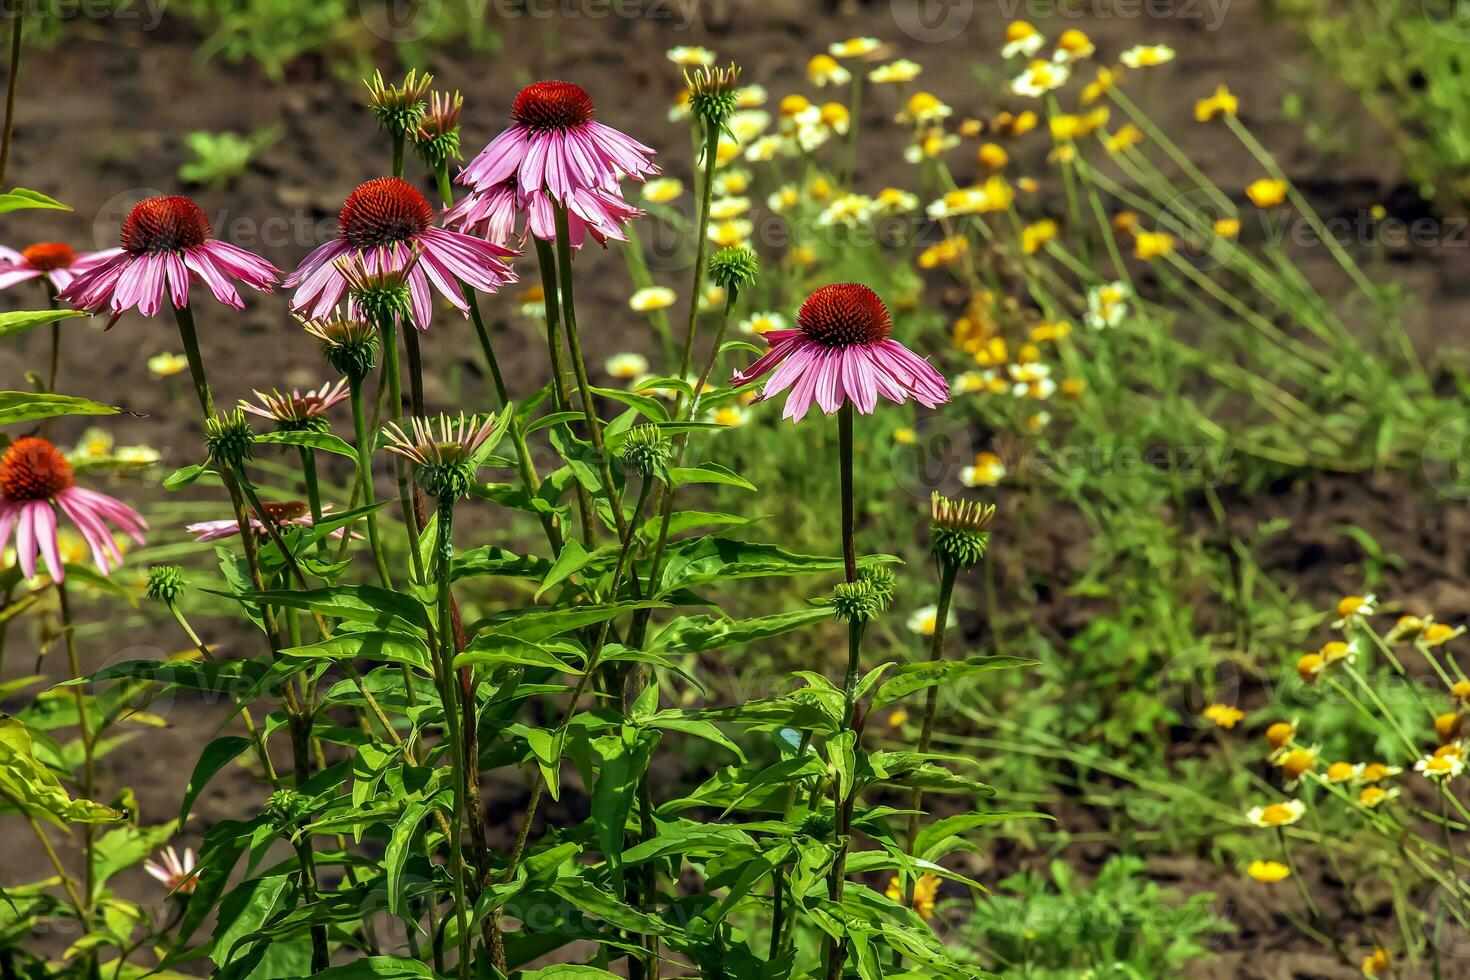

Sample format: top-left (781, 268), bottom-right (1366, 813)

top-left (3, 0), bottom-right (1470, 975)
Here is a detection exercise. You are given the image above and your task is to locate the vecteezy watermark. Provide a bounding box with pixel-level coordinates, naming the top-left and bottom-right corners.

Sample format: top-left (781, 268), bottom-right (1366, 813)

top-left (358, 0), bottom-right (700, 43)
top-left (953, 0), bottom-right (1234, 32)
top-left (1423, 0), bottom-right (1470, 44)
top-left (1423, 417), bottom-right (1470, 500)
top-left (17, 0), bottom-right (167, 31)
top-left (889, 0), bottom-right (975, 43)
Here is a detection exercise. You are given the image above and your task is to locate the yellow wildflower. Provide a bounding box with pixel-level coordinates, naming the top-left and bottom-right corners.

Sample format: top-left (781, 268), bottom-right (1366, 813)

top-left (1195, 84), bottom-right (1239, 122)
top-left (1246, 860), bottom-right (1291, 883)
top-left (1202, 703), bottom-right (1244, 729)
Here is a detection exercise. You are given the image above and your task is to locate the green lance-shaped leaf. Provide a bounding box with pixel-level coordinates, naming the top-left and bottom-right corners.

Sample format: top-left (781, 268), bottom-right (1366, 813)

top-left (254, 429), bottom-right (359, 459)
top-left (871, 655), bottom-right (1036, 708)
top-left (179, 735), bottom-right (254, 828)
top-left (0, 188), bottom-right (69, 213)
top-left (0, 717), bottom-right (122, 825)
top-left (648, 606), bottom-right (830, 655)
top-left (0, 391), bottom-right (121, 425)
top-left (0, 308), bottom-right (87, 339)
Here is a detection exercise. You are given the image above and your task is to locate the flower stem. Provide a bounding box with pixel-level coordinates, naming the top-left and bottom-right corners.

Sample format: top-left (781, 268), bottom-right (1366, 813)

top-left (57, 582), bottom-right (96, 922)
top-left (677, 121), bottom-right (721, 383)
top-left (346, 375), bottom-right (393, 588)
top-left (553, 204), bottom-right (631, 539)
top-left (905, 560), bottom-right (958, 856)
top-left (825, 403), bottom-right (861, 980)
top-left (533, 235), bottom-right (597, 547)
top-left (0, 0), bottom-right (21, 188)
top-left (171, 304), bottom-right (214, 421)
top-left (376, 314), bottom-right (427, 585)
top-left (433, 497), bottom-right (473, 980)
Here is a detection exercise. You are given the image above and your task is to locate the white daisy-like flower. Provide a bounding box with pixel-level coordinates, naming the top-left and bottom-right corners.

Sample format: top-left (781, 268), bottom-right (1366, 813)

top-left (1416, 752), bottom-right (1466, 781)
top-left (1011, 59), bottom-right (1070, 98)
top-left (708, 405), bottom-right (750, 427)
top-left (667, 46), bottom-right (716, 66)
top-left (818, 194), bottom-right (875, 227)
top-left (729, 110), bottom-right (772, 144)
top-left (1120, 44), bottom-right (1176, 68)
top-left (870, 59), bottom-right (922, 84)
top-left (629, 287), bottom-right (677, 313)
top-left (605, 352), bottom-right (650, 379)
top-left (735, 84), bottom-right (769, 108)
top-left (642, 178), bottom-right (684, 204)
top-left (830, 36), bottom-right (882, 59)
top-left (1245, 800), bottom-right (1306, 828)
top-left (744, 135), bottom-right (790, 163)
top-left (906, 604), bottom-right (955, 637)
top-left (1332, 594), bottom-right (1378, 629)
top-left (1002, 21), bottom-right (1045, 59)
top-left (739, 311), bottom-right (789, 335)
top-left (961, 452), bottom-right (1008, 488)
top-left (1084, 281), bottom-right (1131, 330)
top-left (710, 196), bottom-right (752, 221)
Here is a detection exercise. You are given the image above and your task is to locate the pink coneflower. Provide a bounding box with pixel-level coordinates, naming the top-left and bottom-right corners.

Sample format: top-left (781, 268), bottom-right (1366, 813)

top-left (0, 437), bottom-right (146, 581)
top-left (0, 242), bottom-right (106, 294)
top-left (240, 380), bottom-right (350, 430)
top-left (186, 501), bottom-right (351, 542)
top-left (144, 846), bottom-right (198, 895)
top-left (451, 80), bottom-right (655, 246)
top-left (732, 283), bottom-right (950, 422)
top-left (59, 196), bottom-right (280, 327)
top-left (285, 177), bottom-right (518, 328)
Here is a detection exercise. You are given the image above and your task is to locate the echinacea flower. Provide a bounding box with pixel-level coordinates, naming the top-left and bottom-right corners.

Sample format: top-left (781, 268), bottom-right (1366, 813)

top-left (144, 845), bottom-right (198, 895)
top-left (240, 380), bottom-right (350, 431)
top-left (0, 436), bottom-right (146, 581)
top-left (731, 284), bottom-right (948, 423)
top-left (187, 501), bottom-right (347, 542)
top-left (0, 241), bottom-right (106, 294)
top-left (454, 80), bottom-right (656, 247)
top-left (1245, 799), bottom-right (1305, 827)
top-left (384, 413), bottom-right (500, 500)
top-left (1246, 859), bottom-right (1291, 883)
top-left (286, 177), bottom-right (517, 327)
top-left (61, 196), bottom-right (280, 327)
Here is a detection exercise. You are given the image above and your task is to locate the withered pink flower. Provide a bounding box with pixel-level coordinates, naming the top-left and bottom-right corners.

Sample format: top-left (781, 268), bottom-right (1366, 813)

top-left (143, 846), bottom-right (198, 895)
top-left (239, 380), bottom-right (350, 430)
top-left (60, 196), bottom-right (279, 327)
top-left (186, 501), bottom-right (352, 542)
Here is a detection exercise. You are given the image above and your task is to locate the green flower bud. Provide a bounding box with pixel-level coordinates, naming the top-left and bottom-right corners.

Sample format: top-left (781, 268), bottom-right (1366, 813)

top-left (797, 810), bottom-right (835, 839)
top-left (929, 492), bottom-right (995, 569)
top-left (205, 409), bottom-right (254, 468)
top-left (145, 564), bottom-right (188, 604)
top-left (620, 424), bottom-right (673, 479)
top-left (685, 63), bottom-right (742, 132)
top-left (414, 91), bottom-right (464, 172)
top-left (708, 245), bottom-right (759, 295)
top-left (365, 68), bottom-right (432, 140)
top-left (299, 314), bottom-right (380, 381)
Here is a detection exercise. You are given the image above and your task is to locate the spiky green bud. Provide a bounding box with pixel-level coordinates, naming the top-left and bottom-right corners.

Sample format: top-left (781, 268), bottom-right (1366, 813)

top-left (797, 810), bottom-right (834, 839)
top-left (145, 565), bottom-right (188, 604)
top-left (365, 68), bottom-right (432, 140)
top-left (708, 246), bottom-right (759, 295)
top-left (685, 63), bottom-right (742, 132)
top-left (266, 788), bottom-right (308, 828)
top-left (620, 424), bottom-right (673, 479)
top-left (414, 91), bottom-right (463, 172)
top-left (205, 409), bottom-right (254, 468)
top-left (929, 492), bottom-right (995, 569)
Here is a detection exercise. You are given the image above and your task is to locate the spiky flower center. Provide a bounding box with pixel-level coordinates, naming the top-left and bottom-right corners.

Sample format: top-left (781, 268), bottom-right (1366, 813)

top-left (0, 437), bottom-right (74, 500)
top-left (339, 178), bottom-right (434, 250)
top-left (511, 81), bottom-right (596, 132)
top-left (21, 242), bottom-right (78, 271)
top-left (797, 283), bottom-right (892, 347)
top-left (120, 196), bottom-right (212, 255)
